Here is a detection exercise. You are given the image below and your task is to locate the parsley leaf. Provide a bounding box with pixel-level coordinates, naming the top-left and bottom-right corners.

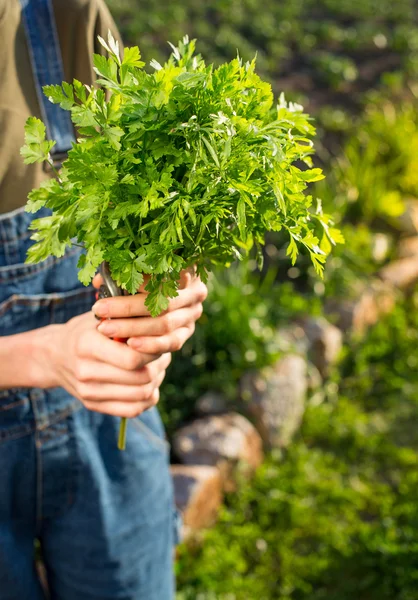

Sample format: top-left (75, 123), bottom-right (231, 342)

top-left (21, 34), bottom-right (343, 316)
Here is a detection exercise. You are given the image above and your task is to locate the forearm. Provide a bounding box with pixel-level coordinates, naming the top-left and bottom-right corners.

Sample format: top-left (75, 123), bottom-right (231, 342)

top-left (0, 326), bottom-right (54, 389)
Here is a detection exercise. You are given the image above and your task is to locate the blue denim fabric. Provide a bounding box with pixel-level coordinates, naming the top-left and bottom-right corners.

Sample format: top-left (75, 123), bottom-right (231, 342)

top-left (0, 207), bottom-right (176, 600)
top-left (19, 0), bottom-right (75, 155)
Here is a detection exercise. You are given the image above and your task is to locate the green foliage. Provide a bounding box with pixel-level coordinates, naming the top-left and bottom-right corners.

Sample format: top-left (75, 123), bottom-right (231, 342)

top-left (159, 262), bottom-right (321, 435)
top-left (176, 288), bottom-right (418, 599)
top-left (317, 97), bottom-right (418, 224)
top-left (107, 0), bottom-right (418, 111)
top-left (255, 94), bottom-right (418, 299)
top-left (318, 224), bottom-right (394, 299)
top-left (21, 33), bottom-right (339, 315)
top-left (20, 117), bottom-right (56, 164)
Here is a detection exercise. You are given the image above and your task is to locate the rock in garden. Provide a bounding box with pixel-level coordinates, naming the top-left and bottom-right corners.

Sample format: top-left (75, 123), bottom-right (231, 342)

top-left (371, 233), bottom-right (391, 262)
top-left (325, 279), bottom-right (396, 336)
top-left (299, 316), bottom-right (343, 377)
top-left (240, 354), bottom-right (308, 449)
top-left (306, 363), bottom-right (323, 391)
top-left (275, 323), bottom-right (308, 355)
top-left (196, 391), bottom-right (228, 416)
top-left (173, 412), bottom-right (264, 474)
top-left (397, 236), bottom-right (418, 258)
top-left (171, 465), bottom-right (223, 533)
top-left (396, 199), bottom-right (418, 235)
top-left (379, 256), bottom-right (418, 289)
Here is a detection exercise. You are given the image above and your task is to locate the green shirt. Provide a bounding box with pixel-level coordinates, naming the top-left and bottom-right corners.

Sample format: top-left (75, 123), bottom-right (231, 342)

top-left (0, 0), bottom-right (121, 214)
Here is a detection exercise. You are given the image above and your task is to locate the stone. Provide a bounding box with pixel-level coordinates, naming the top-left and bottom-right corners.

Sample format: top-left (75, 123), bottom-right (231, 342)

top-left (173, 412), bottom-right (264, 474)
top-left (196, 391), bottom-right (228, 416)
top-left (325, 279), bottom-right (396, 336)
top-left (171, 465), bottom-right (223, 533)
top-left (371, 233), bottom-right (391, 262)
top-left (306, 363), bottom-right (323, 391)
top-left (275, 324), bottom-right (308, 355)
top-left (398, 236), bottom-right (418, 258)
top-left (306, 363), bottom-right (325, 406)
top-left (379, 256), bottom-right (418, 289)
top-left (299, 316), bottom-right (343, 377)
top-left (240, 354), bottom-right (308, 449)
top-left (396, 199), bottom-right (418, 235)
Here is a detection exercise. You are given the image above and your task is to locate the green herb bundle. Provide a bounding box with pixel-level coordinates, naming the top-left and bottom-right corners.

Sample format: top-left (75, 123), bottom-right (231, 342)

top-left (21, 33), bottom-right (341, 316)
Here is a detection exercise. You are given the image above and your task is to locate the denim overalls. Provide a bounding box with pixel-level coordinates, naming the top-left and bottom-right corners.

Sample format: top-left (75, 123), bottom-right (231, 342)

top-left (0, 2), bottom-right (175, 599)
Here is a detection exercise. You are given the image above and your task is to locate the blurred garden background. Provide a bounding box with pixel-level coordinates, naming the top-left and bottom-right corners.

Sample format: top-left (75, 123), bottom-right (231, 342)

top-left (105, 1), bottom-right (418, 598)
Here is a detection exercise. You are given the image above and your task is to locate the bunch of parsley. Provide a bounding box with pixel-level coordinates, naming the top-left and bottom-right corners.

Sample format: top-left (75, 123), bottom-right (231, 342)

top-left (21, 33), bottom-right (341, 316)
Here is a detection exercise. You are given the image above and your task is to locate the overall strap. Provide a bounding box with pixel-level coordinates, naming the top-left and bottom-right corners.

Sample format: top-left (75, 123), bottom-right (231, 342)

top-left (19, 0), bottom-right (75, 162)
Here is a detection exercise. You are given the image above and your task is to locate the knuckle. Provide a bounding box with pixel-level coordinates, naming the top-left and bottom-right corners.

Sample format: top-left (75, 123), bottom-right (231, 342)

top-left (74, 361), bottom-right (88, 383)
top-left (81, 399), bottom-right (95, 411)
top-left (151, 390), bottom-right (160, 406)
top-left (142, 383), bottom-right (154, 400)
top-left (148, 338), bottom-right (163, 355)
top-left (125, 351), bottom-right (141, 371)
top-left (74, 362), bottom-right (84, 382)
top-left (171, 333), bottom-right (183, 352)
top-left (77, 383), bottom-right (93, 402)
top-left (125, 404), bottom-right (142, 419)
top-left (134, 386), bottom-right (148, 403)
top-left (74, 336), bottom-right (86, 357)
top-left (162, 313), bottom-right (175, 334)
top-left (197, 282), bottom-right (208, 302)
top-left (159, 370), bottom-right (167, 385)
top-left (141, 363), bottom-right (153, 383)
top-left (122, 301), bottom-right (134, 319)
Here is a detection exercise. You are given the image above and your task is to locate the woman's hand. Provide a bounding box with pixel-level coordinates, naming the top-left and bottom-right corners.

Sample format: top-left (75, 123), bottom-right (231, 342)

top-left (27, 269), bottom-right (207, 418)
top-left (33, 312), bottom-right (172, 418)
top-left (92, 271), bottom-right (208, 356)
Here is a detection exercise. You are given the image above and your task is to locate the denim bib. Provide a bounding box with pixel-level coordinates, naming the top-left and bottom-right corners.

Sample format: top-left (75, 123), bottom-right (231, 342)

top-left (0, 3), bottom-right (177, 598)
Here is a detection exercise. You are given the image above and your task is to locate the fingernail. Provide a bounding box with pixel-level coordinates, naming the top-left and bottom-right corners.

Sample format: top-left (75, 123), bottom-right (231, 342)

top-left (92, 301), bottom-right (108, 317)
top-left (127, 338), bottom-right (143, 350)
top-left (97, 321), bottom-right (116, 336)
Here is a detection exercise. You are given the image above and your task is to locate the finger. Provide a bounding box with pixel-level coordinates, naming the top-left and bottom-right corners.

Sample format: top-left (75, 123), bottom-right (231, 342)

top-left (75, 352), bottom-right (172, 385)
top-left (97, 303), bottom-right (203, 339)
top-left (92, 272), bottom-right (150, 293)
top-left (178, 270), bottom-right (192, 290)
top-left (79, 328), bottom-right (154, 371)
top-left (92, 292), bottom-right (149, 319)
top-left (94, 267), bottom-right (196, 293)
top-left (166, 278), bottom-right (208, 312)
top-left (127, 325), bottom-right (195, 355)
top-left (81, 376), bottom-right (164, 418)
top-left (92, 278), bottom-right (207, 319)
top-left (92, 273), bottom-right (103, 289)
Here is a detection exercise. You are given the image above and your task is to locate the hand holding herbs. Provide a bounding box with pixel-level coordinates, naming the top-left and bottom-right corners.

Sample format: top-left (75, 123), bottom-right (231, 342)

top-left (21, 33), bottom-right (342, 317)
top-left (27, 310), bottom-right (171, 414)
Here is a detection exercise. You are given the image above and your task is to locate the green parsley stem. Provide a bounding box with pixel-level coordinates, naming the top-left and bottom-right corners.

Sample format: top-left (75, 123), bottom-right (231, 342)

top-left (124, 216), bottom-right (139, 248)
top-left (47, 157), bottom-right (62, 182)
top-left (118, 417), bottom-right (128, 450)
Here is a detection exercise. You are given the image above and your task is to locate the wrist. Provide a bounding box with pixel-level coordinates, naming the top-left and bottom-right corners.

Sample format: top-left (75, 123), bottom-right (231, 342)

top-left (25, 325), bottom-right (63, 389)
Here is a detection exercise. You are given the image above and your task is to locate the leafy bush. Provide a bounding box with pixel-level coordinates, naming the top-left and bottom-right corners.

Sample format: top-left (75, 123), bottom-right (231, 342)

top-left (176, 288), bottom-right (418, 599)
top-left (260, 95), bottom-right (418, 298)
top-left (317, 97), bottom-right (418, 224)
top-left (107, 0), bottom-right (418, 113)
top-left (159, 262), bottom-right (321, 435)
top-left (319, 224), bottom-right (394, 299)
